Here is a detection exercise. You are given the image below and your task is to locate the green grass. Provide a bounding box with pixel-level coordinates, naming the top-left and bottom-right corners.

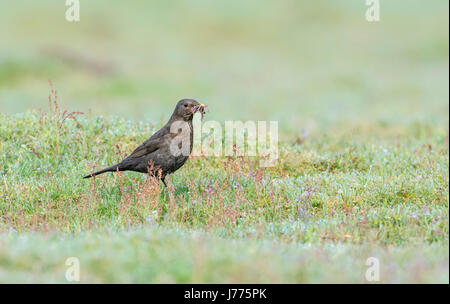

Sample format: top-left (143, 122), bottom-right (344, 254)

top-left (1, 228), bottom-right (448, 283)
top-left (0, 0), bottom-right (448, 283)
top-left (0, 100), bottom-right (448, 282)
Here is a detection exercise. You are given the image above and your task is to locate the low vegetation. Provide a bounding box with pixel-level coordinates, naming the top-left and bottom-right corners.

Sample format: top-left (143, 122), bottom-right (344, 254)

top-left (0, 96), bottom-right (447, 282)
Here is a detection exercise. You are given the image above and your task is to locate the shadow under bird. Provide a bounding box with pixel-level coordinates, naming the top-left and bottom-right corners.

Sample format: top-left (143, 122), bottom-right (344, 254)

top-left (83, 99), bottom-right (207, 187)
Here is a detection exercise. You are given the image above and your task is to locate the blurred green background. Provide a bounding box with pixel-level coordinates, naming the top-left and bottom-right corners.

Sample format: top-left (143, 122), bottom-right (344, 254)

top-left (0, 0), bottom-right (448, 133)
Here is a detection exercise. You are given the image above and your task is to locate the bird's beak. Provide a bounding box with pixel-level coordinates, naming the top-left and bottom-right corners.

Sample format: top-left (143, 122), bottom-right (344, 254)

top-left (191, 103), bottom-right (207, 118)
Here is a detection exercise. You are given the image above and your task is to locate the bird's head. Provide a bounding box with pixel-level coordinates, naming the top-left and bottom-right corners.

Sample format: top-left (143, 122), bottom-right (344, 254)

top-left (172, 99), bottom-right (207, 121)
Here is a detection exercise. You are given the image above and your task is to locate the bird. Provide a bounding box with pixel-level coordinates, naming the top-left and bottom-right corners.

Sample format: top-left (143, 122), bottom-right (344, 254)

top-left (83, 99), bottom-right (207, 187)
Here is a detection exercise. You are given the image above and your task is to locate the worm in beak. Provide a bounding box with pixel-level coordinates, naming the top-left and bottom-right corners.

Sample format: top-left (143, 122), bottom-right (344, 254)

top-left (191, 103), bottom-right (208, 119)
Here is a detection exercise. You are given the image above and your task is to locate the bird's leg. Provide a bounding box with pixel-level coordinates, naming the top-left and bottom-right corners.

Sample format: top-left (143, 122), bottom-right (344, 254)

top-left (161, 176), bottom-right (168, 188)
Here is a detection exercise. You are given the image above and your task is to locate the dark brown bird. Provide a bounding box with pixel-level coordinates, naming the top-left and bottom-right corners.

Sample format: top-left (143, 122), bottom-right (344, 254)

top-left (83, 99), bottom-right (207, 187)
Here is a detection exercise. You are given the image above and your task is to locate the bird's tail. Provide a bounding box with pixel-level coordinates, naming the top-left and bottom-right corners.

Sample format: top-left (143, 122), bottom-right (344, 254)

top-left (83, 164), bottom-right (121, 179)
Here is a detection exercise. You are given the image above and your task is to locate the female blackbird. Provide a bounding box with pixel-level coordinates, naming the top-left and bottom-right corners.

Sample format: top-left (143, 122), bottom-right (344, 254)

top-left (83, 99), bottom-right (206, 187)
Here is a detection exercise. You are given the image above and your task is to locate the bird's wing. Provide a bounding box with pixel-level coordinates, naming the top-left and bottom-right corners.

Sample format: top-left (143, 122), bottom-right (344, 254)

top-left (127, 134), bottom-right (167, 159)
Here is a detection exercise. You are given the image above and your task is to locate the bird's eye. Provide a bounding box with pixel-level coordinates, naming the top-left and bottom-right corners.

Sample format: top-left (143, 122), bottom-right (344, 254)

top-left (184, 104), bottom-right (188, 107)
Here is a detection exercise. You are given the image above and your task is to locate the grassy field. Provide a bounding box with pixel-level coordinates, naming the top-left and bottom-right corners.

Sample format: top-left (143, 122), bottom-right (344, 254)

top-left (0, 1), bottom-right (449, 283)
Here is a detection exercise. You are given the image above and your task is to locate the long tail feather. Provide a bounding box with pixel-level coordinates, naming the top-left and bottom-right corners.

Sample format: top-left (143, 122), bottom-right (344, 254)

top-left (83, 164), bottom-right (120, 179)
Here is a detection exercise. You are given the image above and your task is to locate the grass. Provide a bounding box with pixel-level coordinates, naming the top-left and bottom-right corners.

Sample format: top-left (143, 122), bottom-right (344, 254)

top-left (0, 0), bottom-right (448, 283)
top-left (0, 92), bottom-right (448, 282)
top-left (1, 229), bottom-right (448, 284)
